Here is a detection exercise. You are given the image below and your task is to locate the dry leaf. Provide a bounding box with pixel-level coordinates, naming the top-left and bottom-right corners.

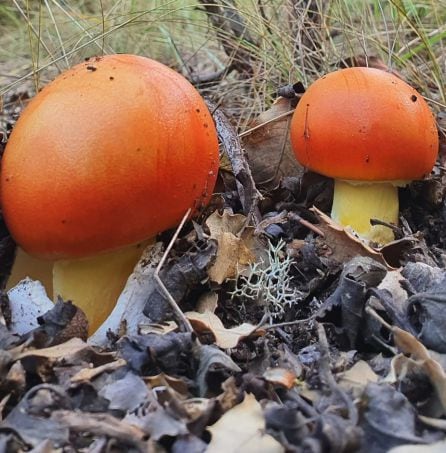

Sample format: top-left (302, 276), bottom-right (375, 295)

top-left (338, 360), bottom-right (379, 398)
top-left (207, 393), bottom-right (284, 452)
top-left (263, 368), bottom-right (297, 389)
top-left (206, 210), bottom-right (256, 284)
top-left (243, 97), bottom-right (303, 189)
top-left (389, 441), bottom-right (446, 452)
top-left (196, 292), bottom-right (219, 313)
top-left (88, 242), bottom-right (163, 347)
top-left (186, 310), bottom-right (262, 349)
top-left (70, 358), bottom-right (127, 383)
top-left (311, 207), bottom-right (391, 268)
top-left (138, 321), bottom-right (178, 335)
top-left (206, 209), bottom-right (247, 237)
top-left (7, 278), bottom-right (53, 335)
top-left (14, 337), bottom-right (89, 360)
top-left (387, 326), bottom-right (446, 415)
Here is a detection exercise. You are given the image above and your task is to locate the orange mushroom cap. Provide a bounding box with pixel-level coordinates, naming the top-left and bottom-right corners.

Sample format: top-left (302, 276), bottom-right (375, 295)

top-left (0, 54), bottom-right (219, 260)
top-left (290, 67), bottom-right (438, 181)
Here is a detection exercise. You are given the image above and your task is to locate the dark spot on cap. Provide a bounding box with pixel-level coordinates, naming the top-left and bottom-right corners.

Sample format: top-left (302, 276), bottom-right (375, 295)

top-left (84, 57), bottom-right (91, 62)
top-left (203, 123), bottom-right (208, 128)
top-left (196, 108), bottom-right (200, 113)
top-left (365, 155), bottom-right (370, 163)
top-left (411, 95), bottom-right (417, 102)
top-left (87, 65), bottom-right (97, 72)
top-left (61, 219), bottom-right (67, 224)
top-left (109, 76), bottom-right (114, 80)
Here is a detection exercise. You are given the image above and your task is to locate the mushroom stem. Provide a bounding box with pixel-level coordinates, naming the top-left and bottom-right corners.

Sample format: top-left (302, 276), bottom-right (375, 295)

top-left (7, 248), bottom-right (54, 293)
top-left (53, 241), bottom-right (150, 335)
top-left (331, 180), bottom-right (399, 245)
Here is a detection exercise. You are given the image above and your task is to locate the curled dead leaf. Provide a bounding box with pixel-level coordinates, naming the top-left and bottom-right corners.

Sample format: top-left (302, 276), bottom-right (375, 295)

top-left (311, 207), bottom-right (391, 268)
top-left (186, 310), bottom-right (263, 349)
top-left (243, 97), bottom-right (303, 189)
top-left (207, 393), bottom-right (284, 452)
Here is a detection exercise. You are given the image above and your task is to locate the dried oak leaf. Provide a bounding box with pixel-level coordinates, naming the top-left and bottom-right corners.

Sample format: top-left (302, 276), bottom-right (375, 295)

top-left (186, 310), bottom-right (263, 349)
top-left (387, 326), bottom-right (446, 415)
top-left (52, 410), bottom-right (147, 451)
top-left (195, 345), bottom-right (241, 397)
top-left (337, 360), bottom-right (379, 398)
top-left (118, 332), bottom-right (194, 376)
top-left (406, 277), bottom-right (446, 353)
top-left (143, 240), bottom-right (217, 323)
top-left (361, 383), bottom-right (425, 453)
top-left (1, 384), bottom-right (71, 448)
top-left (243, 97), bottom-right (303, 189)
top-left (389, 441), bottom-right (446, 453)
top-left (7, 278), bottom-right (53, 336)
top-left (311, 207), bottom-right (391, 267)
top-left (206, 209), bottom-right (256, 284)
top-left (317, 256), bottom-right (387, 348)
top-left (207, 393), bottom-right (284, 452)
top-left (27, 297), bottom-right (88, 346)
top-left (99, 370), bottom-right (150, 413)
top-left (12, 337), bottom-right (116, 382)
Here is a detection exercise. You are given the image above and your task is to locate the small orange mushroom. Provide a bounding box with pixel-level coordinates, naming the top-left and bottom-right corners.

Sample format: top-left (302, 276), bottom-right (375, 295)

top-left (1, 54), bottom-right (219, 333)
top-left (290, 67), bottom-right (438, 244)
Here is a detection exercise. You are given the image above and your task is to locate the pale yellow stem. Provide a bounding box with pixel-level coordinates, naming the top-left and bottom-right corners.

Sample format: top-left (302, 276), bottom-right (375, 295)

top-left (7, 248), bottom-right (54, 293)
top-left (331, 180), bottom-right (399, 245)
top-left (53, 241), bottom-right (150, 335)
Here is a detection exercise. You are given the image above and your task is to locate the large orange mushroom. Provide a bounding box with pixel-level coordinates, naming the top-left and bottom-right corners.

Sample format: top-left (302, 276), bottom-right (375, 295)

top-left (290, 67), bottom-right (438, 244)
top-left (1, 54), bottom-right (219, 333)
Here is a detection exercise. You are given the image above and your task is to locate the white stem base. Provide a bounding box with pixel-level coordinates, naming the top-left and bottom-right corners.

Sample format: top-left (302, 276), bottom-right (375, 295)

top-left (331, 180), bottom-right (399, 245)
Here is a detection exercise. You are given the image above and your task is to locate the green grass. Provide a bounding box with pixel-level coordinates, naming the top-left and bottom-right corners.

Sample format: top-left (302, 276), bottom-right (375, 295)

top-left (0, 0), bottom-right (445, 132)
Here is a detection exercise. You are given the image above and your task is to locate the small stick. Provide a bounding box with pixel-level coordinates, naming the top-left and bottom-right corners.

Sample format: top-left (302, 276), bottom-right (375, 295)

top-left (256, 314), bottom-right (317, 331)
top-left (154, 208), bottom-right (194, 333)
top-left (317, 323), bottom-right (358, 425)
top-left (238, 109), bottom-right (295, 138)
top-left (288, 212), bottom-right (325, 237)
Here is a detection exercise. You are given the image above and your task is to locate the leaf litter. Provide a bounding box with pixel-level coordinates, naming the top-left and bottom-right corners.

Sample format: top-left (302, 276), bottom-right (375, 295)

top-left (0, 72), bottom-right (446, 452)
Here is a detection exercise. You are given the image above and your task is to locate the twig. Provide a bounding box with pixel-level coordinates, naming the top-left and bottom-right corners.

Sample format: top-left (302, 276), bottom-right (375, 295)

top-left (317, 323), bottom-right (358, 425)
top-left (288, 212), bottom-right (325, 237)
top-left (207, 100), bottom-right (262, 224)
top-left (238, 109), bottom-right (295, 138)
top-left (256, 314), bottom-right (317, 331)
top-left (154, 209), bottom-right (194, 333)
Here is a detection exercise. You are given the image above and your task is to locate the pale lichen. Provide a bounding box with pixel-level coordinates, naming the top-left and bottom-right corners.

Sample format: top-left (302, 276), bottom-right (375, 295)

top-left (231, 239), bottom-right (302, 318)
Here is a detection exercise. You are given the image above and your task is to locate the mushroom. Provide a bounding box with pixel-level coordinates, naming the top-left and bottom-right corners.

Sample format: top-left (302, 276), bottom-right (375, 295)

top-left (290, 67), bottom-right (438, 244)
top-left (1, 54), bottom-right (219, 334)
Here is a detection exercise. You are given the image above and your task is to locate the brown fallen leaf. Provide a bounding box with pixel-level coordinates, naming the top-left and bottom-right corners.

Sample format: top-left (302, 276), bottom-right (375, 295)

top-left (337, 360), bottom-right (379, 398)
top-left (186, 310), bottom-right (263, 349)
top-left (14, 337), bottom-right (88, 360)
top-left (389, 440), bottom-right (446, 452)
top-left (243, 97), bottom-right (303, 189)
top-left (369, 309), bottom-right (446, 416)
top-left (207, 393), bottom-right (284, 452)
top-left (12, 337), bottom-right (115, 369)
top-left (263, 368), bottom-right (297, 389)
top-left (70, 358), bottom-right (127, 383)
top-left (206, 209), bottom-right (247, 237)
top-left (196, 292), bottom-right (219, 313)
top-left (390, 327), bottom-right (446, 415)
top-left (311, 207), bottom-right (391, 268)
top-left (206, 210), bottom-right (257, 284)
